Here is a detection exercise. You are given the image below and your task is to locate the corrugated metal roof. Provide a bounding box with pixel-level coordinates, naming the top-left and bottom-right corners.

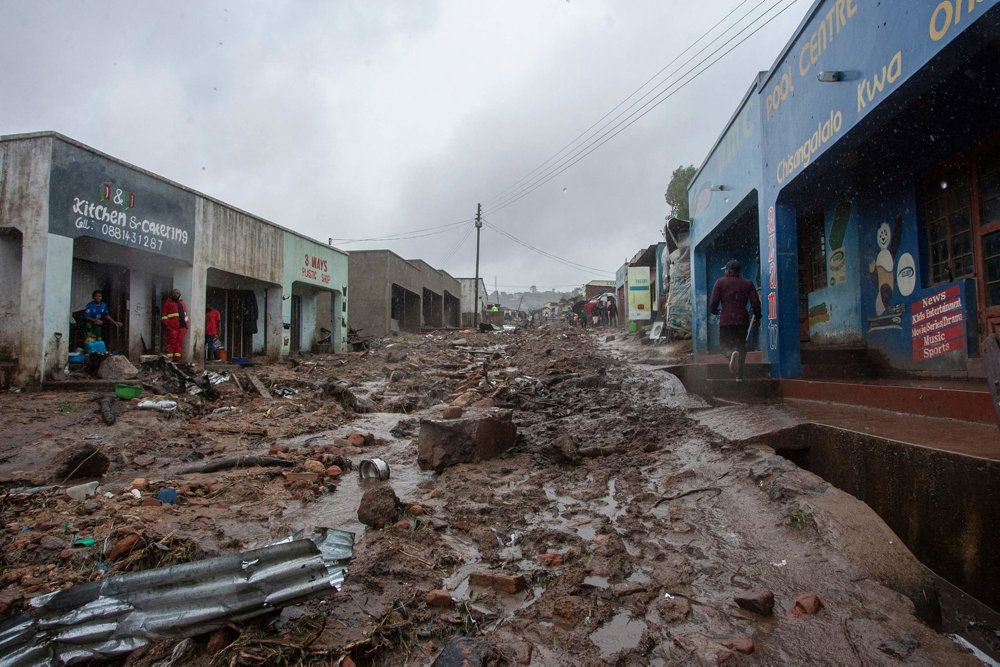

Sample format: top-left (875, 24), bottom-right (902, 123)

top-left (0, 528), bottom-right (353, 666)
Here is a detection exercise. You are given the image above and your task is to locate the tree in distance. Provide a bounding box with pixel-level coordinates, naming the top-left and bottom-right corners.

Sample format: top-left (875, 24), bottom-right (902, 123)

top-left (665, 164), bottom-right (697, 220)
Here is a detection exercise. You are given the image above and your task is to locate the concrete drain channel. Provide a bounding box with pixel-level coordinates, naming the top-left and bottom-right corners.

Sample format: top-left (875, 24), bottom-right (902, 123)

top-left (768, 422), bottom-right (1000, 660)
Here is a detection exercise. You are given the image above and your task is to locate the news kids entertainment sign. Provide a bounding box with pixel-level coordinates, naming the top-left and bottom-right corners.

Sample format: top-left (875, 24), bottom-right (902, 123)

top-left (910, 285), bottom-right (966, 361)
top-left (49, 139), bottom-right (196, 263)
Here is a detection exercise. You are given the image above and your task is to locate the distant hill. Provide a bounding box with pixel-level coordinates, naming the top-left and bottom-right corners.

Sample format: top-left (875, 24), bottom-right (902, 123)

top-left (492, 288), bottom-right (583, 312)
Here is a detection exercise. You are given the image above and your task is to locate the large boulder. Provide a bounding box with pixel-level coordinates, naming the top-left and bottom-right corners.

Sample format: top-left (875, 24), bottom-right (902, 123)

top-left (98, 355), bottom-right (139, 380)
top-left (417, 408), bottom-right (517, 472)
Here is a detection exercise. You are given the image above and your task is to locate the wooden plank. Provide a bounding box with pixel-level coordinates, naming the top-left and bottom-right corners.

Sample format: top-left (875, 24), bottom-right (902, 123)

top-left (983, 333), bottom-right (1000, 430)
top-left (247, 372), bottom-right (272, 400)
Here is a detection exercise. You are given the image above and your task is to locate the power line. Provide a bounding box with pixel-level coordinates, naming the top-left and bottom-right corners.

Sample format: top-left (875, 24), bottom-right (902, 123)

top-left (441, 220), bottom-right (476, 264)
top-left (483, 0), bottom-right (753, 209)
top-left (482, 219), bottom-right (613, 275)
top-left (330, 218), bottom-right (473, 243)
top-left (484, 0), bottom-right (799, 215)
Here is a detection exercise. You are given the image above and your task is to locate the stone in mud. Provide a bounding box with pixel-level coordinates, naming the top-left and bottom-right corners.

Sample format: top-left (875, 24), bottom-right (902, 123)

top-left (791, 592), bottom-right (822, 616)
top-left (322, 380), bottom-right (376, 413)
top-left (432, 636), bottom-right (494, 667)
top-left (552, 435), bottom-right (579, 463)
top-left (417, 409), bottom-right (517, 472)
top-left (721, 637), bottom-right (754, 654)
top-left (878, 633), bottom-right (919, 660)
top-left (515, 642), bottom-right (533, 665)
top-left (97, 354), bottom-right (139, 380)
top-left (451, 391), bottom-right (480, 407)
top-left (49, 443), bottom-right (110, 482)
top-left (442, 406), bottom-right (463, 419)
top-left (386, 350), bottom-right (408, 363)
top-left (734, 590), bottom-right (774, 616)
top-left (425, 589), bottom-right (452, 607)
top-left (133, 454), bottom-right (155, 467)
top-left (357, 484), bottom-right (400, 528)
top-left (38, 535), bottom-right (69, 552)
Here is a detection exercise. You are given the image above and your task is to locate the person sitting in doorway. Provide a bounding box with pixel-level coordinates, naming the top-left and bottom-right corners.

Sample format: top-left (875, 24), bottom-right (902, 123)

top-left (82, 290), bottom-right (121, 343)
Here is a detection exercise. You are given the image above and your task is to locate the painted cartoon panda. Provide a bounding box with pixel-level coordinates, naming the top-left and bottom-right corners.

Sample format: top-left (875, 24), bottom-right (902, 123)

top-left (868, 212), bottom-right (902, 316)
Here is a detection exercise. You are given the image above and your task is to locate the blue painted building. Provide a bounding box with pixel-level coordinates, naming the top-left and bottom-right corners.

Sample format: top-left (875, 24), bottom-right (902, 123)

top-left (690, 0), bottom-right (1000, 377)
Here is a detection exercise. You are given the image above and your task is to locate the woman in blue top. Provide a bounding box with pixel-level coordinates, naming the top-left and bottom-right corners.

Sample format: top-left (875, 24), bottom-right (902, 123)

top-left (83, 290), bottom-right (121, 343)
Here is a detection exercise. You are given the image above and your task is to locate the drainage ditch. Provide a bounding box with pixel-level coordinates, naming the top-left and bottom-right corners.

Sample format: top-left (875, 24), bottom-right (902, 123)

top-left (770, 422), bottom-right (1000, 659)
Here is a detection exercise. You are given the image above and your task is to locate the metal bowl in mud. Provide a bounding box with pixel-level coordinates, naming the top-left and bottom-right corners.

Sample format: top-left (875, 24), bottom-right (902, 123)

top-left (358, 458), bottom-right (390, 480)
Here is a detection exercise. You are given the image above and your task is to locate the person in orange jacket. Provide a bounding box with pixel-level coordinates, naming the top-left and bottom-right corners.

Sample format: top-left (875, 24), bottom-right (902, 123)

top-left (161, 288), bottom-right (189, 362)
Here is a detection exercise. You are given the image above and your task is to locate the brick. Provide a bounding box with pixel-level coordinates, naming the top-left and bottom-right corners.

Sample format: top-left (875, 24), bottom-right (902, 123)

top-left (326, 465), bottom-right (343, 478)
top-left (109, 533), bottom-right (141, 560)
top-left (792, 593), bottom-right (822, 616)
top-left (537, 553), bottom-right (564, 566)
top-left (470, 571), bottom-right (527, 594)
top-left (425, 589), bottom-right (452, 607)
top-left (130, 478), bottom-right (148, 491)
top-left (284, 472), bottom-right (320, 484)
top-left (443, 406), bottom-right (463, 419)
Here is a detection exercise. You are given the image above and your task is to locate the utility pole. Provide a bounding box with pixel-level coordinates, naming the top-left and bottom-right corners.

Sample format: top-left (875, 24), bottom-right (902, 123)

top-left (473, 203), bottom-right (482, 328)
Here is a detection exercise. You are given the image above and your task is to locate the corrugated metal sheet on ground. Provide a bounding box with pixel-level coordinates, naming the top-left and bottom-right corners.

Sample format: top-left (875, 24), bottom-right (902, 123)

top-left (0, 527), bottom-right (353, 666)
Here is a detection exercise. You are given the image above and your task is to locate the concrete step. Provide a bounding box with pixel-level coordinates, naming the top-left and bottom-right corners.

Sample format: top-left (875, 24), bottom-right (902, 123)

top-left (704, 377), bottom-right (782, 403)
top-left (799, 345), bottom-right (868, 366)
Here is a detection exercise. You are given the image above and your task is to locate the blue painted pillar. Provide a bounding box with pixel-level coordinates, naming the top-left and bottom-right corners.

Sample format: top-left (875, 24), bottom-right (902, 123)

top-left (761, 201), bottom-right (802, 377)
top-left (692, 246), bottom-right (709, 356)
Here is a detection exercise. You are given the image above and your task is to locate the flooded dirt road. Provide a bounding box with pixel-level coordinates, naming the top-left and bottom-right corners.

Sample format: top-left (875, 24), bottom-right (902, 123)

top-left (0, 323), bottom-right (986, 664)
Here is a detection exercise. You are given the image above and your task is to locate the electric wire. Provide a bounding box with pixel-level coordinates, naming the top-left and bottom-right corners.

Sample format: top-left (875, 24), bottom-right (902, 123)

top-left (330, 218), bottom-right (473, 243)
top-left (483, 0), bottom-right (752, 209)
top-left (482, 219), bottom-right (613, 275)
top-left (440, 221), bottom-right (476, 265)
top-left (485, 0), bottom-right (798, 215)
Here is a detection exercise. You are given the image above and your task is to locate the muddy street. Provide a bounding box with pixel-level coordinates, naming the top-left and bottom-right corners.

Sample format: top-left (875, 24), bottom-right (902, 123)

top-left (0, 323), bottom-right (982, 665)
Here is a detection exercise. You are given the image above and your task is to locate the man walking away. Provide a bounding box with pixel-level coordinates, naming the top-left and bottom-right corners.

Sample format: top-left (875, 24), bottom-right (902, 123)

top-left (161, 289), bottom-right (189, 362)
top-left (709, 260), bottom-right (761, 380)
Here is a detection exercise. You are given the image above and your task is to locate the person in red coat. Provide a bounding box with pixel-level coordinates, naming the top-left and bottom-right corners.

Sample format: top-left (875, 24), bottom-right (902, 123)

top-left (709, 260), bottom-right (761, 380)
top-left (205, 305), bottom-right (221, 361)
top-left (161, 289), bottom-right (189, 362)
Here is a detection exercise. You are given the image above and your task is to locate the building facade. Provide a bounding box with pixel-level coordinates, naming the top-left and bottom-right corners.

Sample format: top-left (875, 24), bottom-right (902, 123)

top-left (0, 132), bottom-right (348, 387)
top-left (690, 0), bottom-right (1000, 377)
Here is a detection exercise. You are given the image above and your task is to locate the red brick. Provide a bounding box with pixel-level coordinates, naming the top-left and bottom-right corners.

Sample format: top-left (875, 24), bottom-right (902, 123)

top-left (130, 478), bottom-right (148, 491)
top-left (326, 465), bottom-right (343, 478)
top-left (443, 406), bottom-right (463, 419)
top-left (425, 589), bottom-right (452, 607)
top-left (792, 593), bottom-right (822, 616)
top-left (109, 533), bottom-right (141, 560)
top-left (347, 433), bottom-right (368, 447)
top-left (141, 497), bottom-right (162, 507)
top-left (469, 571), bottom-right (527, 593)
top-left (537, 553), bottom-right (564, 566)
top-left (393, 520), bottom-right (412, 530)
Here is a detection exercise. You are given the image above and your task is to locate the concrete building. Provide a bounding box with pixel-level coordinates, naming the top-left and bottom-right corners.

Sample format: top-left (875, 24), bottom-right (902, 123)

top-left (347, 250), bottom-right (461, 336)
top-left (456, 277), bottom-right (488, 327)
top-left (0, 132), bottom-right (349, 387)
top-left (689, 0), bottom-right (1000, 378)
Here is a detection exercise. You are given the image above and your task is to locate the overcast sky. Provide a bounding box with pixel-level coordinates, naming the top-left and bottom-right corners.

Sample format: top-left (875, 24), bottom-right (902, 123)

top-left (2, 0), bottom-right (811, 292)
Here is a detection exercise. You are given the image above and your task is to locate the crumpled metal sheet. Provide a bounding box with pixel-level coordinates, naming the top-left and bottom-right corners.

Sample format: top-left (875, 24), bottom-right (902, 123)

top-left (0, 528), bottom-right (353, 666)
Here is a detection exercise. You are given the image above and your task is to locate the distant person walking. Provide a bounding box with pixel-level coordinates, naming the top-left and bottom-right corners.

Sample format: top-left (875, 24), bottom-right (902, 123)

top-left (161, 289), bottom-right (189, 362)
top-left (607, 299), bottom-right (618, 327)
top-left (709, 260), bottom-right (761, 380)
top-left (205, 305), bottom-right (222, 361)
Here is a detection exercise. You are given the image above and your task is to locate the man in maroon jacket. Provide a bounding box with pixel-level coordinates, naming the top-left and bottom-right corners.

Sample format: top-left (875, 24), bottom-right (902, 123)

top-left (710, 260), bottom-right (761, 380)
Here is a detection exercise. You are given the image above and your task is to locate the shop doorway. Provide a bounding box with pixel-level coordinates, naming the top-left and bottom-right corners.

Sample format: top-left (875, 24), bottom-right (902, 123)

top-left (289, 295), bottom-right (302, 354)
top-left (70, 259), bottom-right (130, 355)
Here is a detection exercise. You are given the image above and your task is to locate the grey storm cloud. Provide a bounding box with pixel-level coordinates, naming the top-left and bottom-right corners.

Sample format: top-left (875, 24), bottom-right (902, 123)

top-left (0, 0), bottom-right (810, 290)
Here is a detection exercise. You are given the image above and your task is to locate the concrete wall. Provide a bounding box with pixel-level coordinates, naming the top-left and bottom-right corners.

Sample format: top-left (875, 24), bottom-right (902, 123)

top-left (0, 230), bottom-right (23, 360)
top-left (348, 251), bottom-right (390, 336)
top-left (457, 277), bottom-right (487, 326)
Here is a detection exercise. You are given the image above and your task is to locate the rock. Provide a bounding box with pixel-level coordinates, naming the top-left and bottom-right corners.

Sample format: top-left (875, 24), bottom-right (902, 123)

top-left (97, 355), bottom-right (139, 380)
top-left (469, 571), bottom-right (528, 594)
top-left (386, 350), bottom-right (408, 363)
top-left (716, 649), bottom-right (735, 664)
top-left (49, 443), bottom-right (110, 482)
top-left (792, 593), bottom-right (822, 616)
top-left (132, 454), bottom-right (155, 467)
top-left (417, 409), bottom-right (517, 472)
top-left (347, 432), bottom-right (373, 448)
top-left (879, 633), bottom-right (919, 660)
top-left (721, 637), bottom-right (755, 654)
top-left (553, 435), bottom-right (579, 462)
top-left (323, 381), bottom-right (376, 413)
top-left (326, 465), bottom-right (343, 478)
top-left (38, 535), bottom-right (69, 551)
top-left (409, 503), bottom-right (425, 516)
top-left (285, 472), bottom-right (320, 484)
top-left (451, 391), bottom-right (480, 407)
top-left (433, 636), bottom-right (494, 667)
top-left (109, 533), bottom-right (141, 559)
top-left (357, 484), bottom-right (400, 528)
top-left (425, 589), bottom-right (453, 607)
top-left (734, 590), bottom-right (774, 616)
top-left (130, 478), bottom-right (148, 491)
top-left (303, 459), bottom-right (326, 473)
top-left (442, 406), bottom-right (463, 419)
top-left (0, 593), bottom-right (19, 616)
top-left (393, 520), bottom-right (412, 530)
top-left (537, 552), bottom-right (564, 566)
top-left (206, 627), bottom-right (236, 653)
top-left (516, 642), bottom-right (533, 665)
top-left (142, 497), bottom-right (162, 507)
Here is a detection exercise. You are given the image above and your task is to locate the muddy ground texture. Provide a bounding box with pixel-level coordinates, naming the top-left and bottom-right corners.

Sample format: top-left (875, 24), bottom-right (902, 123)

top-left (0, 323), bottom-right (980, 665)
